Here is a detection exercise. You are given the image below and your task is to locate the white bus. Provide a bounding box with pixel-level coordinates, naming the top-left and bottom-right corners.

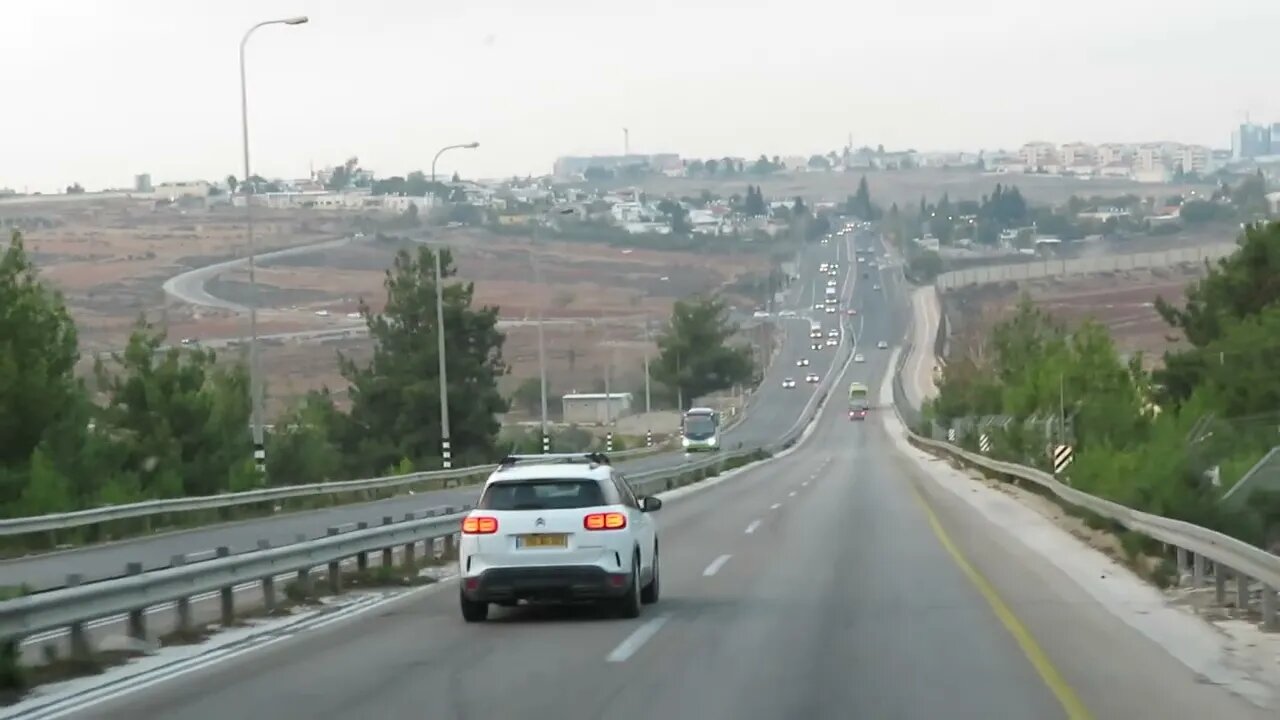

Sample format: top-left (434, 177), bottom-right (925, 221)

top-left (681, 407), bottom-right (721, 452)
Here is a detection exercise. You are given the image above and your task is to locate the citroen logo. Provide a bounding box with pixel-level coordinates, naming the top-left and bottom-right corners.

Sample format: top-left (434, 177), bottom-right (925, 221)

top-left (535, 517), bottom-right (546, 527)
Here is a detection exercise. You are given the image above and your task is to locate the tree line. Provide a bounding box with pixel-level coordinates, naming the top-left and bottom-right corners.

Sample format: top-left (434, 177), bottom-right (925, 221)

top-left (928, 221), bottom-right (1280, 549)
top-left (0, 232), bottom-right (755, 517)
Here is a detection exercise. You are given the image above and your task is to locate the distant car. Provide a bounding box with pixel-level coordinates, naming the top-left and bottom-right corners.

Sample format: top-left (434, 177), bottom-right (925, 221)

top-left (857, 257), bottom-right (865, 263)
top-left (819, 263), bottom-right (828, 272)
top-left (828, 329), bottom-right (839, 338)
top-left (779, 310), bottom-right (796, 317)
top-left (796, 358), bottom-right (810, 367)
top-left (849, 408), bottom-right (867, 421)
top-left (811, 342), bottom-right (823, 350)
top-left (805, 373), bottom-right (820, 383)
top-left (782, 378), bottom-right (797, 389)
top-left (458, 453), bottom-right (661, 622)
top-left (826, 338), bottom-right (838, 347)
top-left (814, 303), bottom-right (824, 310)
top-left (825, 306), bottom-right (836, 314)
top-left (828, 270), bottom-right (838, 277)
top-left (826, 280), bottom-right (837, 288)
top-left (863, 272), bottom-right (869, 278)
top-left (854, 353), bottom-right (865, 363)
top-left (873, 284), bottom-right (881, 291)
top-left (877, 340), bottom-right (888, 349)
top-left (847, 309), bottom-right (857, 316)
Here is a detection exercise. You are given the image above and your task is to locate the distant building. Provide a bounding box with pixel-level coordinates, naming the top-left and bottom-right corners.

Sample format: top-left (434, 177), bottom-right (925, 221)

top-left (134, 173), bottom-right (152, 192)
top-left (152, 180), bottom-right (211, 199)
top-left (561, 392), bottom-right (633, 425)
top-left (1232, 123), bottom-right (1270, 160)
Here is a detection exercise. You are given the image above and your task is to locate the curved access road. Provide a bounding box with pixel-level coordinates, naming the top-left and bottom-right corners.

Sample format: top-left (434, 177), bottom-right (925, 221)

top-left (2, 237), bottom-right (859, 592)
top-left (60, 235), bottom-right (1271, 720)
top-left (162, 235), bottom-right (357, 312)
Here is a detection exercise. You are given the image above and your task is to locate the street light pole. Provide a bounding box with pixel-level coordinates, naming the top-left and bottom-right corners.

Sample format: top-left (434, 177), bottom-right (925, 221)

top-left (435, 248), bottom-right (452, 468)
top-left (532, 254), bottom-right (549, 450)
top-left (431, 142), bottom-right (480, 183)
top-left (425, 142), bottom-right (479, 468)
top-left (239, 15), bottom-right (308, 476)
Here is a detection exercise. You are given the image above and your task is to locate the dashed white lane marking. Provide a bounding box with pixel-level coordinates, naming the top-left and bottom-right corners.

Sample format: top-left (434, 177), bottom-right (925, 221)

top-left (607, 614), bottom-right (671, 663)
top-left (703, 554), bottom-right (732, 577)
top-left (801, 480), bottom-right (809, 487)
top-left (770, 503), bottom-right (782, 510)
top-left (788, 491), bottom-right (797, 497)
top-left (744, 519), bottom-right (761, 534)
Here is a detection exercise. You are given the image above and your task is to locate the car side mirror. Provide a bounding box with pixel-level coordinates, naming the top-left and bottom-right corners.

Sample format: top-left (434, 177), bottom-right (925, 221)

top-left (641, 496), bottom-right (663, 512)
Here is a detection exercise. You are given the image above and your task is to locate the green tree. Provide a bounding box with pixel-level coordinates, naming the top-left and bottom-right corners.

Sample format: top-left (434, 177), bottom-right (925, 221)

top-left (340, 245), bottom-right (508, 471)
top-left (0, 232), bottom-right (84, 508)
top-left (511, 376), bottom-right (544, 417)
top-left (265, 392), bottom-right (346, 485)
top-left (744, 185), bottom-right (766, 216)
top-left (652, 295), bottom-right (754, 409)
top-left (1155, 221), bottom-right (1280, 405)
top-left (95, 322), bottom-right (256, 498)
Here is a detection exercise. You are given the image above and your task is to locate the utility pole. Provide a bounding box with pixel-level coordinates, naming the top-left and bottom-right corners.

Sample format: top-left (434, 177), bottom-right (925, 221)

top-left (435, 249), bottom-right (451, 468)
top-left (623, 127), bottom-right (630, 156)
top-left (1059, 372), bottom-right (1067, 446)
top-left (642, 320), bottom-right (652, 415)
top-left (603, 339), bottom-right (613, 426)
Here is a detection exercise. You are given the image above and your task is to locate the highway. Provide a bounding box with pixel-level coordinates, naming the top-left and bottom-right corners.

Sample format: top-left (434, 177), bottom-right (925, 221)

top-left (62, 232), bottom-right (1270, 720)
top-left (2, 237), bottom-right (856, 592)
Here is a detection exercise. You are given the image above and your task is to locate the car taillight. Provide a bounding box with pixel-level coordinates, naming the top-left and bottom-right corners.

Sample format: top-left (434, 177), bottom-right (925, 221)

top-left (462, 515), bottom-right (498, 534)
top-left (584, 512), bottom-right (627, 530)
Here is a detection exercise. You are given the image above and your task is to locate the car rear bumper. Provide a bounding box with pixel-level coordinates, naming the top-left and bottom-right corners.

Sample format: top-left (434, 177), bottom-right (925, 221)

top-left (462, 565), bottom-right (632, 602)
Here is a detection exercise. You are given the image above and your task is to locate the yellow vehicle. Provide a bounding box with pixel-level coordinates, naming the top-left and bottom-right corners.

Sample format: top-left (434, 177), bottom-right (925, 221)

top-left (848, 382), bottom-right (869, 420)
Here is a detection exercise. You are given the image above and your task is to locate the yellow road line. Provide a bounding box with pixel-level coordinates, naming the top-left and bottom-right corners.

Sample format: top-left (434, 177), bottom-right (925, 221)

top-left (910, 484), bottom-right (1094, 720)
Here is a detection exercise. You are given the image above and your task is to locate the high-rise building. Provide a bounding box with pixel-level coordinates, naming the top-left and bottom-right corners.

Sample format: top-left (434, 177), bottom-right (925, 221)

top-left (134, 173), bottom-right (152, 192)
top-left (1231, 123), bottom-right (1270, 159)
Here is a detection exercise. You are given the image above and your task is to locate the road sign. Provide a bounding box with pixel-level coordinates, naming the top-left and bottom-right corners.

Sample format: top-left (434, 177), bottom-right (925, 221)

top-left (979, 433), bottom-right (991, 453)
top-left (1053, 444), bottom-right (1074, 475)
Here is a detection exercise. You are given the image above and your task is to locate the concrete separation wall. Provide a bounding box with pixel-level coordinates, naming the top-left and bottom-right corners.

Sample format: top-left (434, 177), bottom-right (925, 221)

top-left (936, 243), bottom-right (1237, 290)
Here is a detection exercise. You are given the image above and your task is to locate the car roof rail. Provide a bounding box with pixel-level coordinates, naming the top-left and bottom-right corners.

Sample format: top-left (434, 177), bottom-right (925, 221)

top-left (497, 452), bottom-right (611, 469)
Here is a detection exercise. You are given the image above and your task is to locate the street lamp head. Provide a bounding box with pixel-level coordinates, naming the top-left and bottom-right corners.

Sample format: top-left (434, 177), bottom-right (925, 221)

top-left (464, 142), bottom-right (480, 149)
top-left (284, 16), bottom-right (309, 25)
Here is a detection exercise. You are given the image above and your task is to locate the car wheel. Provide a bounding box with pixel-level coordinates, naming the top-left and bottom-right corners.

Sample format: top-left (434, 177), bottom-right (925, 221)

top-left (460, 591), bottom-right (489, 622)
top-left (641, 544), bottom-right (660, 605)
top-left (617, 552), bottom-right (643, 618)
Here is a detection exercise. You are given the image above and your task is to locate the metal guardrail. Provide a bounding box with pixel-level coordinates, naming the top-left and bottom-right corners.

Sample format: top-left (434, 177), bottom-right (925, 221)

top-left (0, 441), bottom-right (671, 538)
top-left (891, 332), bottom-right (1280, 630)
top-left (0, 321), bottom-right (857, 650)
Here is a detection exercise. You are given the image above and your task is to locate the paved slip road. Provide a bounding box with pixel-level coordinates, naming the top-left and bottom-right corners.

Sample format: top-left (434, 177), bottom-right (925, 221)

top-left (2, 237), bottom-right (856, 592)
top-left (72, 246), bottom-right (1269, 720)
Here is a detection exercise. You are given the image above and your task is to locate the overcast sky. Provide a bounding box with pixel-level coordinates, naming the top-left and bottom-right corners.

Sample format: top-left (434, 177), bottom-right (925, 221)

top-left (4, 0), bottom-right (1279, 193)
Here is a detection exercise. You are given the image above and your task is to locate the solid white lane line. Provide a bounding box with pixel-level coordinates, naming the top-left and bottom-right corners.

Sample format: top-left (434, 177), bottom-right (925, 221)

top-left (744, 519), bottom-right (761, 534)
top-left (769, 503), bottom-right (782, 510)
top-left (703, 554), bottom-right (732, 577)
top-left (606, 614), bottom-right (671, 663)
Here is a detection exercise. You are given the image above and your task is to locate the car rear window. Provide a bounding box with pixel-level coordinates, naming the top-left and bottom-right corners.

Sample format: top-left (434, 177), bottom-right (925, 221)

top-left (478, 480), bottom-right (606, 510)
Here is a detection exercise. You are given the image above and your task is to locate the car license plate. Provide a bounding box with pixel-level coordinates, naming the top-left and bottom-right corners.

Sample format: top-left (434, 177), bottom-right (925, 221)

top-left (517, 534), bottom-right (568, 549)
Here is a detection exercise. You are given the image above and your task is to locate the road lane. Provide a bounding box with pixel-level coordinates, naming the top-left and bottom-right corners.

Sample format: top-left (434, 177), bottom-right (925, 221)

top-left (59, 238), bottom-right (1279, 720)
top-left (80, 406), bottom-right (841, 720)
top-left (2, 241), bottom-right (853, 592)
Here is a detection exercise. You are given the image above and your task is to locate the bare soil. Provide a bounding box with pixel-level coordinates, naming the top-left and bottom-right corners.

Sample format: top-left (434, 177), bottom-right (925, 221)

top-left (942, 267), bottom-right (1204, 369)
top-left (17, 200), bottom-right (771, 417)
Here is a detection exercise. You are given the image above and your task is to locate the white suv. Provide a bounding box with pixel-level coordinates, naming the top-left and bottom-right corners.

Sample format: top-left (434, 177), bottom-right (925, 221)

top-left (459, 453), bottom-right (661, 622)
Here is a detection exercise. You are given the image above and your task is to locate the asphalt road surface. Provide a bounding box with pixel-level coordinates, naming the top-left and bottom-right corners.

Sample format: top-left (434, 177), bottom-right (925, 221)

top-left (70, 243), bottom-right (1269, 720)
top-left (3, 237), bottom-right (859, 592)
